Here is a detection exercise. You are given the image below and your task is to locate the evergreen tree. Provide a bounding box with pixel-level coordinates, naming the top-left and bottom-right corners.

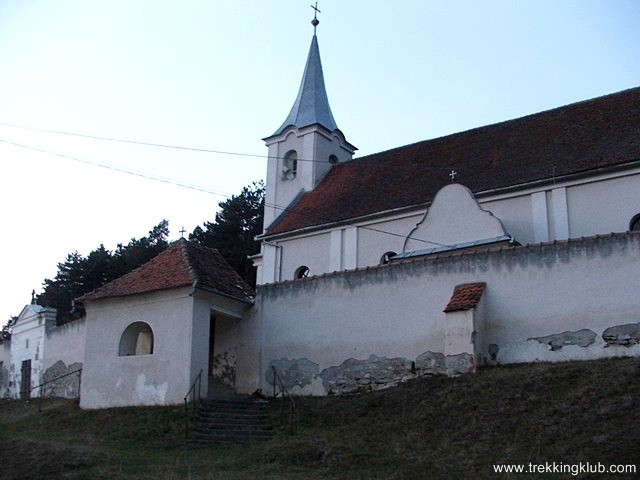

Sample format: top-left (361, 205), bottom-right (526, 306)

top-left (36, 221), bottom-right (170, 324)
top-left (190, 181), bottom-right (264, 287)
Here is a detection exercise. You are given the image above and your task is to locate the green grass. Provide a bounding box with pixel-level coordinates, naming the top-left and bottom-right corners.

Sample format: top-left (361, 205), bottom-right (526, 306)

top-left (1, 357), bottom-right (639, 479)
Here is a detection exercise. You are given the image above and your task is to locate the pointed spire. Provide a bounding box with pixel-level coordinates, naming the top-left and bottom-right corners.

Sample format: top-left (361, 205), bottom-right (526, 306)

top-left (271, 29), bottom-right (338, 136)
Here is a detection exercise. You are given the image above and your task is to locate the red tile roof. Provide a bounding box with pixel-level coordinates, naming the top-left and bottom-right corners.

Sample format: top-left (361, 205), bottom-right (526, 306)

top-left (444, 282), bottom-right (486, 313)
top-left (78, 240), bottom-right (254, 303)
top-left (267, 87), bottom-right (640, 236)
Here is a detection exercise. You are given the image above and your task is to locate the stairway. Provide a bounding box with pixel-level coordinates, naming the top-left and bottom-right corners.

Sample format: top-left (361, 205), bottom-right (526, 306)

top-left (191, 379), bottom-right (272, 444)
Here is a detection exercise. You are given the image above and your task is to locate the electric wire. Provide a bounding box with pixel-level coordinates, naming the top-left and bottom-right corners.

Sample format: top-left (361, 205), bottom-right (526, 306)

top-left (0, 120), bottom-right (457, 172)
top-left (0, 136), bottom-right (451, 248)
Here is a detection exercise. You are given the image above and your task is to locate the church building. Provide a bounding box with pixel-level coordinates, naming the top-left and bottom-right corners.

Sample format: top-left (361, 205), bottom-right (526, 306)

top-left (4, 15), bottom-right (639, 407)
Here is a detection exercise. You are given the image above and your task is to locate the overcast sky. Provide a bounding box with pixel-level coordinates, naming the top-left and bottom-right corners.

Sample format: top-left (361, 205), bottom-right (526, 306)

top-left (0, 0), bottom-right (638, 320)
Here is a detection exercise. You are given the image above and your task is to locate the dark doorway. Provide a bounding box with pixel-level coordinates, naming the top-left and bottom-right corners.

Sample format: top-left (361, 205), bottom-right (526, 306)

top-left (20, 359), bottom-right (31, 400)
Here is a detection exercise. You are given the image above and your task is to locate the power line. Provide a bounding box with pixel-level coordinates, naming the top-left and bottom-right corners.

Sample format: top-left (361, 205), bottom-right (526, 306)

top-left (0, 137), bottom-right (232, 198)
top-left (0, 120), bottom-right (456, 172)
top-left (0, 136), bottom-right (450, 248)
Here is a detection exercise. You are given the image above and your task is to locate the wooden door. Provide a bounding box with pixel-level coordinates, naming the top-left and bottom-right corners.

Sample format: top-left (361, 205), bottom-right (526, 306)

top-left (20, 359), bottom-right (31, 400)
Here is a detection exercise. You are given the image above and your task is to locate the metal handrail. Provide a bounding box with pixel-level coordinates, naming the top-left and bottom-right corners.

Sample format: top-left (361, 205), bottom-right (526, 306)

top-left (271, 366), bottom-right (296, 435)
top-left (31, 368), bottom-right (82, 412)
top-left (183, 369), bottom-right (203, 439)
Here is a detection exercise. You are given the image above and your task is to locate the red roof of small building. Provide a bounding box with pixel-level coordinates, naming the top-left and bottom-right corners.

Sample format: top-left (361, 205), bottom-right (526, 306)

top-left (444, 282), bottom-right (486, 313)
top-left (266, 87), bottom-right (640, 236)
top-left (78, 239), bottom-right (254, 303)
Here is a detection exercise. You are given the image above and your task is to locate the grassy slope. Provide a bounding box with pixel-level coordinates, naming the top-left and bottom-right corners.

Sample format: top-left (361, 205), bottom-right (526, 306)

top-left (0, 357), bottom-right (638, 480)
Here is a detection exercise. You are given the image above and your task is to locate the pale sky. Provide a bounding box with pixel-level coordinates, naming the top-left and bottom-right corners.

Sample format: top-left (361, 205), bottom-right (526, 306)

top-left (0, 0), bottom-right (638, 320)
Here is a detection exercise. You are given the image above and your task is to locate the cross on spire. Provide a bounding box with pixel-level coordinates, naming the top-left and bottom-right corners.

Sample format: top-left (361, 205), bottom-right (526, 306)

top-left (179, 227), bottom-right (186, 238)
top-left (449, 169), bottom-right (458, 182)
top-left (311, 2), bottom-right (320, 32)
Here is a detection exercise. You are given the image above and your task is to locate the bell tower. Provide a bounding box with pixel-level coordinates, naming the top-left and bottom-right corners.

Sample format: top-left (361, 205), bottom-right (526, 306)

top-left (262, 7), bottom-right (357, 230)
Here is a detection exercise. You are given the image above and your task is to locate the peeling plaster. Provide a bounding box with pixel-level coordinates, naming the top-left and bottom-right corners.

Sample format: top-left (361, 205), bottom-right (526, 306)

top-left (212, 352), bottom-right (236, 387)
top-left (42, 360), bottom-right (82, 398)
top-left (602, 323), bottom-right (640, 347)
top-left (527, 329), bottom-right (597, 351)
top-left (488, 344), bottom-right (499, 362)
top-left (266, 357), bottom-right (319, 390)
top-left (135, 374), bottom-right (168, 405)
top-left (320, 355), bottom-right (412, 395)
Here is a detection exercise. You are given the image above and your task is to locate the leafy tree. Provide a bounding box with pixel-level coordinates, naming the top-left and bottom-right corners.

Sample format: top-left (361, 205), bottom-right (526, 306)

top-left (190, 181), bottom-right (264, 287)
top-left (36, 221), bottom-right (170, 324)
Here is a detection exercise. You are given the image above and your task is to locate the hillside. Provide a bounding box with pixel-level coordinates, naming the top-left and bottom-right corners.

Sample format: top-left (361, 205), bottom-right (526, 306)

top-left (0, 357), bottom-right (638, 479)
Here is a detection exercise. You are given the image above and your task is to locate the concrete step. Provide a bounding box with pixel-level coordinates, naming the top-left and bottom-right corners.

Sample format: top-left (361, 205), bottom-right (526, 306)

top-left (192, 396), bottom-right (273, 445)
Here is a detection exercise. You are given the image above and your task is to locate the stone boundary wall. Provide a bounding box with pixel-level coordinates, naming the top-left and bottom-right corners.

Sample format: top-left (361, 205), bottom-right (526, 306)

top-left (239, 232), bottom-right (640, 395)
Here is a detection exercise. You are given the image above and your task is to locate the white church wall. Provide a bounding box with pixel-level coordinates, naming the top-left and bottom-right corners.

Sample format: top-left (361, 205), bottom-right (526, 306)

top-left (481, 194), bottom-right (535, 244)
top-left (80, 288), bottom-right (194, 409)
top-left (279, 232), bottom-right (331, 281)
top-left (565, 173), bottom-right (640, 238)
top-left (240, 232), bottom-right (640, 396)
top-left (357, 215), bottom-right (419, 265)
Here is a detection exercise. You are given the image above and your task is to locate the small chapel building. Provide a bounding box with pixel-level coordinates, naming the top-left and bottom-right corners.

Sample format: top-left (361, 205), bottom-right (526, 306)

top-left (5, 17), bottom-right (638, 407)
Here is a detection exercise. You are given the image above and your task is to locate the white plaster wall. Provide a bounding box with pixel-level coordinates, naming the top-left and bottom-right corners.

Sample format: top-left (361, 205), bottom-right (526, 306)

top-left (0, 341), bottom-right (10, 397)
top-left (8, 308), bottom-right (51, 398)
top-left (279, 232), bottom-right (331, 281)
top-left (80, 288), bottom-right (194, 409)
top-left (240, 233), bottom-right (640, 395)
top-left (44, 318), bottom-right (86, 372)
top-left (211, 314), bottom-right (239, 388)
top-left (357, 215), bottom-right (420, 265)
top-left (482, 194), bottom-right (534, 244)
top-left (566, 174), bottom-right (640, 238)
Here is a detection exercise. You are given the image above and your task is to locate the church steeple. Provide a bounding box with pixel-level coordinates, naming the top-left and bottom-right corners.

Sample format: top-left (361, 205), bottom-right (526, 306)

top-left (261, 7), bottom-right (356, 232)
top-left (272, 33), bottom-right (339, 136)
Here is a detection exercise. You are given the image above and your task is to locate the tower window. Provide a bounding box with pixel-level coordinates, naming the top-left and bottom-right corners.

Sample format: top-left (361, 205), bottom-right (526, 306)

top-left (329, 154), bottom-right (339, 165)
top-left (282, 150), bottom-right (298, 180)
top-left (295, 266), bottom-right (310, 279)
top-left (630, 214), bottom-right (640, 231)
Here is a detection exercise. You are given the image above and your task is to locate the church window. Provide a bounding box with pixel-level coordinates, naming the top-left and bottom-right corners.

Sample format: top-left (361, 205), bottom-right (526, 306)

top-left (295, 265), bottom-right (310, 279)
top-left (118, 322), bottom-right (154, 356)
top-left (630, 214), bottom-right (640, 232)
top-left (329, 154), bottom-right (339, 165)
top-left (282, 150), bottom-right (298, 180)
top-left (380, 251), bottom-right (397, 265)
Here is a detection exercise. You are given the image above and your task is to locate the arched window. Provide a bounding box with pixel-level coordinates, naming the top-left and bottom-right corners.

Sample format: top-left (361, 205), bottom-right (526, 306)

top-left (282, 150), bottom-right (297, 180)
top-left (328, 154), bottom-right (339, 165)
top-left (630, 214), bottom-right (640, 232)
top-left (380, 251), bottom-right (397, 265)
top-left (118, 322), bottom-right (154, 356)
top-left (295, 266), bottom-right (310, 279)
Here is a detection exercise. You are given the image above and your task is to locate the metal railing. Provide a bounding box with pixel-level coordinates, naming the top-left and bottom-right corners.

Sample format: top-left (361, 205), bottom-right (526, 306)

top-left (31, 368), bottom-right (82, 412)
top-left (271, 366), bottom-right (296, 435)
top-left (183, 369), bottom-right (203, 439)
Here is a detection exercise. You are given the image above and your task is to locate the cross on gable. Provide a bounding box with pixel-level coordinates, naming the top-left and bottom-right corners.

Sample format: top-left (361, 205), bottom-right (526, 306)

top-left (449, 169), bottom-right (458, 182)
top-left (179, 227), bottom-right (186, 238)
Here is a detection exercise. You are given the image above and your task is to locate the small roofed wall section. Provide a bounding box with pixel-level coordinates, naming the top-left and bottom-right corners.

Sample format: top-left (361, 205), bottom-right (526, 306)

top-left (238, 232), bottom-right (640, 396)
top-left (80, 287), bottom-right (195, 409)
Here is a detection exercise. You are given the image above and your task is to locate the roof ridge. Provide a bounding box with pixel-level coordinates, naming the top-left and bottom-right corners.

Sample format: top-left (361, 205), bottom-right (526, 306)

top-left (353, 86), bottom-right (640, 163)
top-left (178, 238), bottom-right (199, 286)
